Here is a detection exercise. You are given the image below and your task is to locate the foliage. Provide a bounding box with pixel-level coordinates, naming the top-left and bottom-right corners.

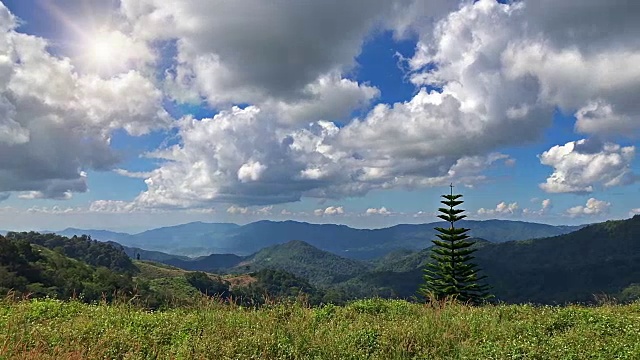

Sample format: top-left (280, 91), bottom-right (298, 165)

top-left (163, 253), bottom-right (245, 272)
top-left (340, 215), bottom-right (640, 305)
top-left (232, 268), bottom-right (327, 306)
top-left (0, 235), bottom-right (137, 302)
top-left (5, 231), bottom-right (136, 274)
top-left (231, 240), bottom-right (371, 285)
top-left (619, 284), bottom-right (640, 303)
top-left (2, 298), bottom-right (640, 359)
top-left (420, 186), bottom-right (490, 303)
top-left (184, 272), bottom-right (230, 298)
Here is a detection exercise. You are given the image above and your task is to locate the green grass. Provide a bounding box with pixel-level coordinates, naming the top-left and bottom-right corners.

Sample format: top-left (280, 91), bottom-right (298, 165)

top-left (2, 298), bottom-right (640, 359)
top-left (134, 260), bottom-right (189, 280)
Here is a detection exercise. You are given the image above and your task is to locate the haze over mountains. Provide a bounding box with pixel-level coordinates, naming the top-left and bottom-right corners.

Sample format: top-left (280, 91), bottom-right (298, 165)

top-left (4, 215), bottom-right (639, 305)
top-left (52, 219), bottom-right (585, 259)
top-left (106, 215), bottom-right (640, 304)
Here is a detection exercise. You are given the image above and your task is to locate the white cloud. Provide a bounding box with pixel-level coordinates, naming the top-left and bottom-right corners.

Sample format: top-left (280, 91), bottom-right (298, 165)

top-left (226, 205), bottom-right (249, 215)
top-left (131, 104), bottom-right (512, 207)
top-left (477, 201), bottom-right (520, 216)
top-left (113, 169), bottom-right (153, 179)
top-left (89, 200), bottom-right (138, 214)
top-left (264, 73), bottom-right (380, 127)
top-left (315, 206), bottom-right (345, 216)
top-left (0, 2), bottom-right (171, 199)
top-left (366, 207), bottom-right (392, 216)
top-left (413, 210), bottom-right (435, 218)
top-left (539, 139), bottom-right (636, 194)
top-left (27, 206), bottom-right (80, 214)
top-left (523, 198), bottom-right (553, 217)
top-left (566, 198), bottom-right (611, 218)
top-left (630, 208), bottom-right (640, 216)
top-left (71, 28), bottom-right (156, 77)
top-left (574, 101), bottom-right (639, 137)
top-left (255, 206), bottom-right (273, 215)
top-left (121, 0), bottom-right (400, 105)
top-left (237, 161), bottom-right (267, 183)
top-left (377, 0), bottom-right (640, 171)
top-left (6, 0), bottom-right (640, 214)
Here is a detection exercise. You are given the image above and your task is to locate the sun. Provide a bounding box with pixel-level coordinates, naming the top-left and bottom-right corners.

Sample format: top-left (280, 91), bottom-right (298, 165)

top-left (40, 0), bottom-right (148, 76)
top-left (87, 36), bottom-right (116, 68)
top-left (73, 29), bottom-right (152, 76)
top-left (72, 30), bottom-right (122, 75)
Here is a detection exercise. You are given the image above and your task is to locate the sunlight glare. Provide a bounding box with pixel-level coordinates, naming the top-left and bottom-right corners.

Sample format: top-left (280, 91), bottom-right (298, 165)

top-left (88, 37), bottom-right (115, 67)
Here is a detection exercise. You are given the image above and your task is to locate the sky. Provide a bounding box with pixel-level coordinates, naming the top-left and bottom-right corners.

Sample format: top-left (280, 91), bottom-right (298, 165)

top-left (0, 0), bottom-right (638, 232)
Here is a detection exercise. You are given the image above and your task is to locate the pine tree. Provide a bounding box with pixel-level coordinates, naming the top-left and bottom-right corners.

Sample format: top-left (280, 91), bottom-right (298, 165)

top-left (420, 184), bottom-right (490, 304)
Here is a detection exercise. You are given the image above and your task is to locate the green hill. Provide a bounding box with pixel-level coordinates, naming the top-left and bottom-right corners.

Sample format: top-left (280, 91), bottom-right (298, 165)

top-left (0, 232), bottom-right (330, 308)
top-left (162, 253), bottom-right (245, 272)
top-left (0, 234), bottom-right (137, 302)
top-left (352, 215), bottom-right (640, 304)
top-left (230, 240), bottom-right (371, 286)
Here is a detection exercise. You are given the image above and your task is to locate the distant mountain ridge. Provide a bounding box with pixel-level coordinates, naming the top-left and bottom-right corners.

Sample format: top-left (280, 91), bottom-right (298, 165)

top-left (50, 219), bottom-right (586, 259)
top-left (124, 215), bottom-right (640, 304)
top-left (349, 215), bottom-right (640, 304)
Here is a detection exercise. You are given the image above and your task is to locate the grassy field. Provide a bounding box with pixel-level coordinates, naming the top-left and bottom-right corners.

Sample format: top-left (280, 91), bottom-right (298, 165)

top-left (1, 298), bottom-right (640, 359)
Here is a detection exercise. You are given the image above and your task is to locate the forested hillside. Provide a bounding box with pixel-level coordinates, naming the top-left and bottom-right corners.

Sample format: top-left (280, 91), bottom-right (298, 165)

top-left (0, 234), bottom-right (137, 302)
top-left (0, 233), bottom-right (330, 308)
top-left (151, 216), bottom-right (640, 304)
top-left (3, 215), bottom-right (639, 306)
top-left (352, 215), bottom-right (640, 304)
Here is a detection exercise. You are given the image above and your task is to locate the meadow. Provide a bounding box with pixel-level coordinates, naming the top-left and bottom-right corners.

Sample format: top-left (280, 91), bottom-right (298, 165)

top-left (2, 297), bottom-right (640, 359)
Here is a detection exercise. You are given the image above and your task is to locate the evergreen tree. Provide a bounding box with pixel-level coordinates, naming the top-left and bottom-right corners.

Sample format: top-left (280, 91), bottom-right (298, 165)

top-left (420, 184), bottom-right (490, 304)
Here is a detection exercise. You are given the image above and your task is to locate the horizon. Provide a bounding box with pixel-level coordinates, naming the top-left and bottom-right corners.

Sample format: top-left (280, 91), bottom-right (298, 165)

top-left (1, 216), bottom-right (605, 235)
top-left (0, 0), bottom-right (638, 232)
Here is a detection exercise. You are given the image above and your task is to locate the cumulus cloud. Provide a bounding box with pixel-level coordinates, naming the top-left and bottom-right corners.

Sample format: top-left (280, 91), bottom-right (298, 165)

top-left (264, 74), bottom-right (380, 127)
top-left (0, 2), bottom-right (171, 199)
top-left (106, 0), bottom-right (640, 214)
top-left (477, 202), bottom-right (520, 216)
top-left (366, 207), bottom-right (392, 216)
top-left (630, 208), bottom-right (640, 216)
top-left (566, 198), bottom-right (611, 218)
top-left (539, 139), bottom-right (636, 194)
top-left (380, 0), bottom-right (640, 168)
top-left (134, 106), bottom-right (324, 207)
top-left (121, 0), bottom-right (402, 104)
top-left (314, 206), bottom-right (345, 216)
top-left (523, 198), bottom-right (553, 216)
top-left (130, 103), bottom-right (513, 207)
top-left (8, 0), bottom-right (640, 214)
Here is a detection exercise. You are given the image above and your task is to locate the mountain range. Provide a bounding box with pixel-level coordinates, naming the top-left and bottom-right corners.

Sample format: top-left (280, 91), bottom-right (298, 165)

top-left (117, 215), bottom-right (640, 304)
top-left (52, 219), bottom-right (585, 259)
top-left (4, 215), bottom-right (640, 305)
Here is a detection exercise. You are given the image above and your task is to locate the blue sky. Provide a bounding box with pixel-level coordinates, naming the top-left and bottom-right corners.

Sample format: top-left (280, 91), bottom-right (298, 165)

top-left (0, 0), bottom-right (638, 232)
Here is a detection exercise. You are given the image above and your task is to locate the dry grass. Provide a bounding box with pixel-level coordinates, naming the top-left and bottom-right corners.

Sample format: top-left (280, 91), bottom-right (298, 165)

top-left (134, 261), bottom-right (188, 280)
top-left (224, 274), bottom-right (258, 289)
